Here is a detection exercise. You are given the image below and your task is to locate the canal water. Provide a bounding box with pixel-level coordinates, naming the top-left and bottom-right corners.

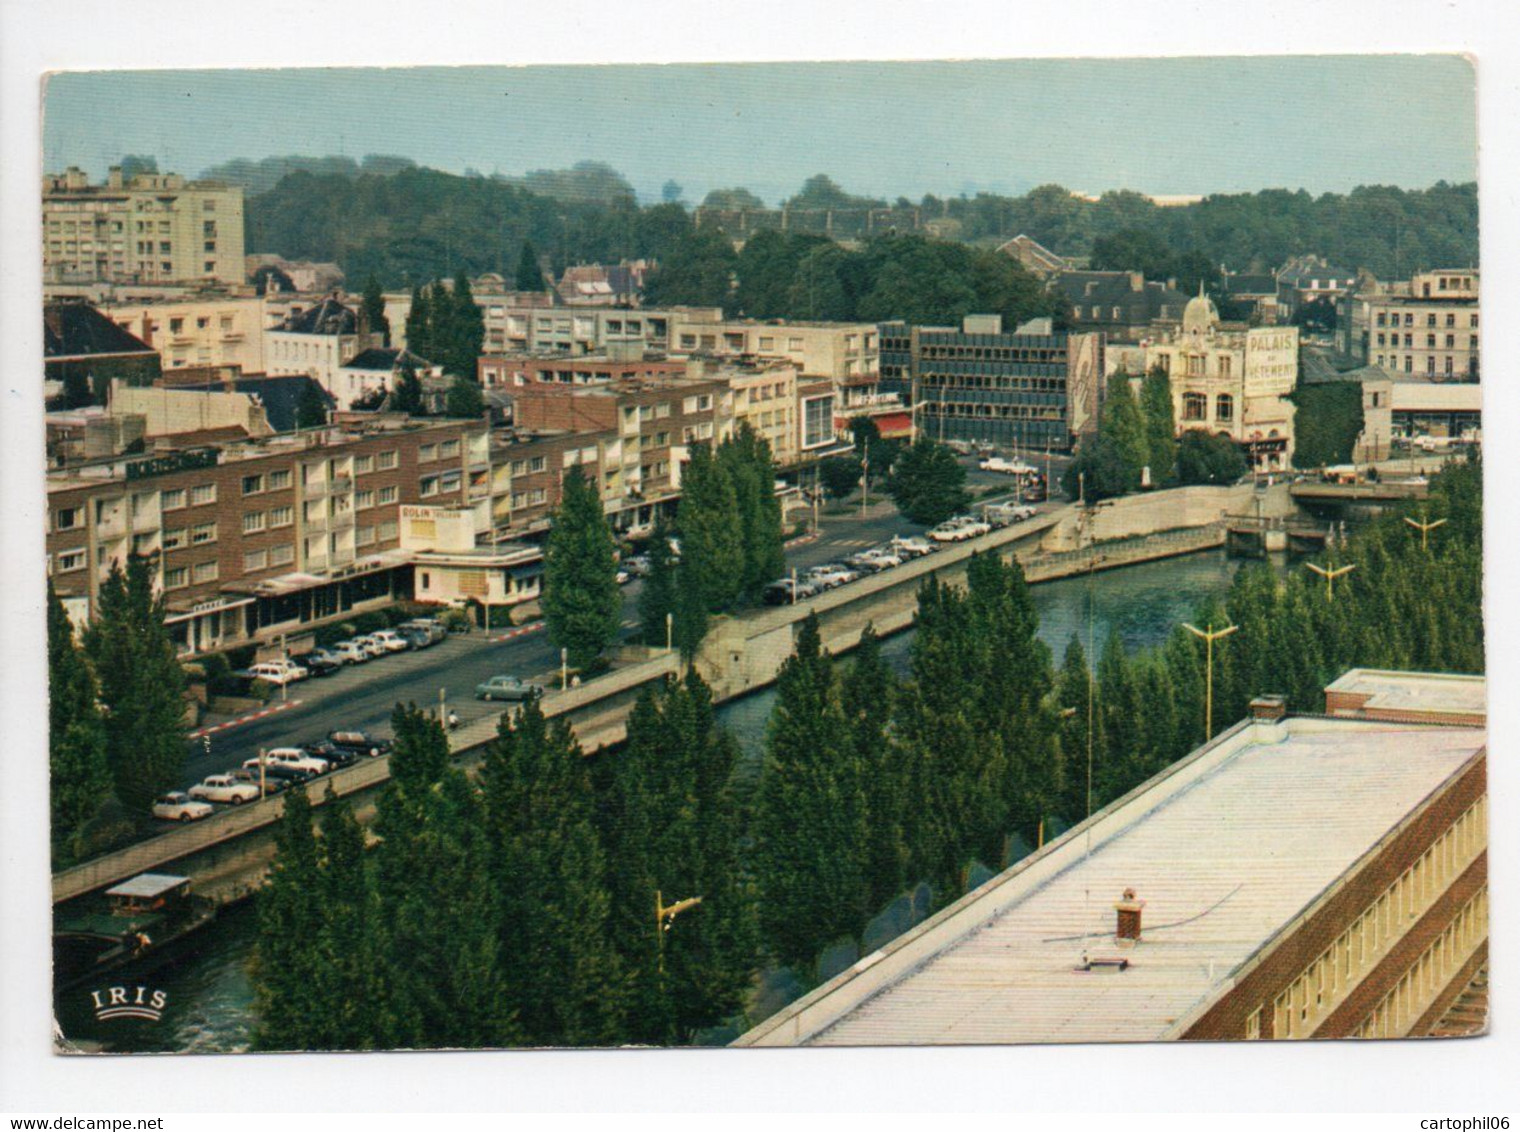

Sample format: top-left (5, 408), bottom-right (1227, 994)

top-left (54, 548), bottom-right (1278, 1055)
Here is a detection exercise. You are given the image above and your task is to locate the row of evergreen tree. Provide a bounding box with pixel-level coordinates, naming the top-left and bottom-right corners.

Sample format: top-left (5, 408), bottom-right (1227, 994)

top-left (253, 675), bottom-right (756, 1050)
top-left (48, 558), bottom-right (188, 866)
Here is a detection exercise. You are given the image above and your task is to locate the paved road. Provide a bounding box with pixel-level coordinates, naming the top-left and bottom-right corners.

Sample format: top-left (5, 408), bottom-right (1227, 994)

top-left (178, 462), bottom-right (1072, 792)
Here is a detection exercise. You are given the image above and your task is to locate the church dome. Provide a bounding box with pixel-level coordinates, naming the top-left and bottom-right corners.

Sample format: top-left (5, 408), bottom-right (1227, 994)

top-left (1182, 287), bottom-right (1219, 335)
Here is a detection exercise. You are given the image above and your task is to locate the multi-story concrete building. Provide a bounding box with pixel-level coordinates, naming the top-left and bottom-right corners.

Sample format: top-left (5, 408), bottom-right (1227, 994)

top-left (42, 167), bottom-right (245, 286)
top-left (100, 296), bottom-right (267, 373)
top-left (1145, 293), bottom-right (1299, 473)
top-left (719, 361), bottom-right (801, 467)
top-left (738, 675), bottom-right (1487, 1046)
top-left (45, 416), bottom-right (488, 654)
top-left (1338, 270), bottom-right (1479, 381)
top-left (668, 316), bottom-right (879, 385)
top-left (879, 315), bottom-right (1105, 452)
top-left (1275, 254), bottom-right (1357, 322)
top-left (478, 347), bottom-right (687, 391)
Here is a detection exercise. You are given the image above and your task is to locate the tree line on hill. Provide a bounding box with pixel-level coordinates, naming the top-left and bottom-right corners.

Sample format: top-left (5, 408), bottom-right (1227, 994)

top-left (248, 456), bottom-right (1481, 1046)
top-left (236, 157), bottom-right (1476, 297)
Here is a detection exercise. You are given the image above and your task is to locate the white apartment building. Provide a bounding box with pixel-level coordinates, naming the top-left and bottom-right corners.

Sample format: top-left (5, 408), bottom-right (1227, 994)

top-left (1339, 270), bottom-right (1479, 381)
top-left (100, 296), bottom-right (267, 372)
top-left (42, 167), bottom-right (245, 286)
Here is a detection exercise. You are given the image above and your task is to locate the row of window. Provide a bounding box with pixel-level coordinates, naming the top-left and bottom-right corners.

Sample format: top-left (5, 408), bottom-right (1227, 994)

top-left (1376, 311), bottom-right (1478, 328)
top-left (241, 544), bottom-right (296, 573)
top-left (921, 403), bottom-right (1064, 421)
top-left (164, 560), bottom-right (220, 589)
top-left (1261, 796), bottom-right (1486, 1039)
top-left (509, 488), bottom-right (549, 510)
top-left (1182, 393), bottom-right (1235, 423)
top-left (919, 375), bottom-right (1067, 393)
top-left (1377, 333), bottom-right (1469, 349)
top-left (1352, 888), bottom-right (1487, 1040)
top-left (417, 439), bottom-right (462, 462)
top-left (162, 522), bottom-right (219, 550)
top-left (1374, 355), bottom-right (1475, 377)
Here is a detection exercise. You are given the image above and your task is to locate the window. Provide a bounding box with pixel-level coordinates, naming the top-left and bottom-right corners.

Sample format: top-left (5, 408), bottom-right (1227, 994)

top-left (190, 484), bottom-right (216, 506)
top-left (1245, 1008), bottom-right (1262, 1040)
top-left (268, 506), bottom-right (293, 528)
top-left (55, 549), bottom-right (86, 573)
top-left (1183, 392), bottom-right (1207, 421)
top-left (191, 522), bottom-right (217, 545)
top-left (377, 485), bottom-right (398, 505)
top-left (356, 526), bottom-right (377, 547)
top-left (243, 511), bottom-right (266, 534)
top-left (377, 520), bottom-right (398, 541)
top-left (378, 450), bottom-right (399, 470)
top-left (242, 474), bottom-right (264, 496)
top-left (529, 456), bottom-right (547, 473)
top-left (801, 394), bottom-right (835, 450)
top-left (420, 476), bottom-right (440, 498)
top-left (419, 444), bottom-right (438, 463)
top-left (162, 528), bottom-right (187, 551)
top-left (54, 506), bottom-right (82, 531)
top-left (354, 454), bottom-right (374, 474)
top-left (439, 439), bottom-right (460, 459)
top-left (244, 549), bottom-right (268, 572)
top-left (270, 543), bottom-right (294, 566)
top-left (1215, 394), bottom-right (1234, 422)
top-left (164, 567), bottom-right (189, 590)
top-left (268, 469), bottom-right (291, 490)
top-left (192, 561), bottom-right (218, 584)
top-left (1186, 355), bottom-right (1205, 377)
top-left (356, 489), bottom-right (375, 510)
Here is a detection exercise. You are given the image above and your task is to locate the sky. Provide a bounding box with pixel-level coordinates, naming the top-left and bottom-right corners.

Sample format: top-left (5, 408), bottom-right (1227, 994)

top-left (44, 55), bottom-right (1476, 206)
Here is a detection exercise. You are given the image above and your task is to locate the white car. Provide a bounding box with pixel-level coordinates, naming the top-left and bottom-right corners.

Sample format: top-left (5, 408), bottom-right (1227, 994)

top-left (353, 635), bottom-right (389, 659)
top-left (153, 792), bottom-right (215, 823)
top-left (805, 564), bottom-right (859, 589)
top-left (243, 748), bottom-right (331, 776)
top-left (890, 536), bottom-right (936, 558)
top-left (979, 457), bottom-right (1038, 476)
top-left (188, 774), bottom-right (261, 806)
top-left (862, 547), bottom-right (904, 568)
top-left (331, 640), bottom-right (370, 664)
top-left (369, 629), bottom-right (411, 654)
top-left (247, 659), bottom-right (309, 686)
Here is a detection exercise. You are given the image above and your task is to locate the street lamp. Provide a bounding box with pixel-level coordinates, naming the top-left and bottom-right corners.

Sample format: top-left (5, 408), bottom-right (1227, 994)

top-left (1182, 621), bottom-right (1238, 742)
top-left (656, 890), bottom-right (703, 974)
top-left (665, 611), bottom-right (674, 653)
top-left (1305, 560), bottom-right (1357, 602)
top-left (1404, 511), bottom-right (1447, 553)
top-left (561, 647), bottom-right (569, 690)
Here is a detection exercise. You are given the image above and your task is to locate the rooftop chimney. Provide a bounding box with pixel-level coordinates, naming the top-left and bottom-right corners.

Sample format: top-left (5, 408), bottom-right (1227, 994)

top-left (1249, 694), bottom-right (1288, 722)
top-left (1115, 888), bottom-right (1145, 942)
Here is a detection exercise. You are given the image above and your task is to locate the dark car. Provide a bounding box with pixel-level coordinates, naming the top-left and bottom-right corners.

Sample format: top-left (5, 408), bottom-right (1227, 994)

top-left (298, 648), bottom-right (344, 677)
top-left (228, 766), bottom-right (289, 795)
top-left (762, 578), bottom-right (819, 606)
top-left (303, 741), bottom-right (360, 770)
top-left (325, 730), bottom-right (393, 759)
top-left (239, 761), bottom-right (315, 785)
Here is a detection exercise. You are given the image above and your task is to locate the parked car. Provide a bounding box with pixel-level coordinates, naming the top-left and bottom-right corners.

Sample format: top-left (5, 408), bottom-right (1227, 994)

top-left (865, 545), bottom-right (905, 567)
top-left (394, 626), bottom-right (430, 650)
top-left (244, 659), bottom-right (309, 686)
top-left (979, 456), bottom-right (1038, 476)
top-left (475, 675), bottom-right (545, 702)
top-left (188, 775), bottom-right (261, 806)
top-left (229, 766), bottom-right (288, 794)
top-left (805, 563), bottom-right (859, 589)
top-left (331, 640), bottom-right (371, 665)
top-left (297, 648), bottom-right (344, 677)
top-left (236, 760), bottom-right (313, 785)
top-left (398, 619), bottom-right (446, 646)
top-left (616, 569), bottom-right (632, 586)
top-left (623, 555), bottom-right (652, 577)
top-left (762, 578), bottom-right (819, 605)
top-left (983, 502), bottom-right (1036, 528)
top-left (325, 730), bottom-right (394, 759)
top-left (153, 792), bottom-right (215, 823)
top-left (355, 635), bottom-right (391, 659)
top-left (889, 536), bottom-right (935, 558)
top-left (302, 741), bottom-right (359, 770)
top-left (243, 748), bottom-right (330, 776)
top-left (368, 629), bottom-right (411, 653)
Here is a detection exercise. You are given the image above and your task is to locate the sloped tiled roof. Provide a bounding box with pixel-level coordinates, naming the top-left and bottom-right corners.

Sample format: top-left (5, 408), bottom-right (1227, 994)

top-left (44, 302), bottom-right (156, 360)
top-left (342, 347), bottom-right (434, 372)
top-left (1054, 271), bottom-right (1190, 325)
top-left (274, 295), bottom-right (357, 336)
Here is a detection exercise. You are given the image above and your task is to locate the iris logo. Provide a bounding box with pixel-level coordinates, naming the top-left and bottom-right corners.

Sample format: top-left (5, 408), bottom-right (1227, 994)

top-left (90, 985), bottom-right (167, 1022)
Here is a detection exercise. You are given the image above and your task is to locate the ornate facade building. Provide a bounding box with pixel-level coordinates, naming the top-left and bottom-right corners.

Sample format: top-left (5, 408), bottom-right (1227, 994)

top-left (1146, 291), bottom-right (1299, 473)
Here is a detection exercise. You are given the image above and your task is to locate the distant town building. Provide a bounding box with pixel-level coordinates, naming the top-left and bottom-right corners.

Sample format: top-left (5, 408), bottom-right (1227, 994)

top-left (555, 262), bottom-right (650, 306)
top-left (995, 233), bottom-right (1070, 279)
top-left (99, 295), bottom-right (267, 373)
top-left (668, 316), bottom-right (880, 385)
top-left (1220, 271), bottom-right (1280, 324)
top-left (1337, 270), bottom-right (1479, 381)
top-left (265, 294), bottom-right (368, 404)
top-left (1144, 292), bottom-right (1299, 472)
top-left (478, 347), bottom-right (686, 391)
top-left (42, 166), bottom-right (245, 286)
top-left (1054, 270), bottom-right (1190, 343)
top-left (244, 255), bottom-right (345, 295)
top-left (879, 314), bottom-right (1104, 452)
top-left (1348, 366), bottom-right (1482, 460)
top-left (44, 300), bottom-right (161, 405)
top-left (1275, 254), bottom-right (1357, 322)
top-left (335, 348), bottom-right (441, 411)
top-left (738, 674), bottom-right (1487, 1045)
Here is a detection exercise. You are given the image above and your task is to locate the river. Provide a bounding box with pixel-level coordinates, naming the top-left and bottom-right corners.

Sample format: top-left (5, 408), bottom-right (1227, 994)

top-left (54, 547), bottom-right (1280, 1055)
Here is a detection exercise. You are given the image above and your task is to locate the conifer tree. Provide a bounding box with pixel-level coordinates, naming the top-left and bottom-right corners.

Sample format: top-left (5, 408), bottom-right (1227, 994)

top-left (392, 357), bottom-right (425, 416)
top-left (638, 515), bottom-right (679, 649)
top-left (887, 436), bottom-right (970, 525)
top-left (754, 614), bottom-right (868, 970)
top-left (515, 240), bottom-right (543, 291)
top-left (1054, 635), bottom-right (1095, 826)
top-left (310, 788), bottom-right (378, 1050)
top-left (480, 697), bottom-right (626, 1045)
top-left (842, 625), bottom-right (908, 909)
top-left (717, 424), bottom-right (785, 601)
top-left (295, 380), bottom-right (330, 429)
top-left (674, 442), bottom-right (744, 617)
top-left (1099, 372), bottom-right (1149, 494)
top-left (1139, 366), bottom-right (1177, 485)
top-left (47, 584), bottom-right (110, 864)
top-left (250, 787), bottom-right (327, 1050)
top-left (447, 270), bottom-right (486, 378)
top-left (542, 466), bottom-right (623, 670)
top-left (404, 283), bottom-right (431, 359)
top-left (444, 374), bottom-right (484, 419)
top-left (83, 556), bottom-right (187, 816)
top-left (360, 274), bottom-right (390, 347)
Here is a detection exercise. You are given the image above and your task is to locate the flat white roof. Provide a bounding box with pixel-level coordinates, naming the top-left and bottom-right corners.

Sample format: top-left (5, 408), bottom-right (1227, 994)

top-left (105, 873), bottom-right (189, 899)
top-left (738, 716), bottom-right (1483, 1047)
top-left (1326, 668), bottom-right (1486, 720)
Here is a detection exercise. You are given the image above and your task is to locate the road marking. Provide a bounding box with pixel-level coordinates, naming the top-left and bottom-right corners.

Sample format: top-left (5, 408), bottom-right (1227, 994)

top-left (488, 620), bottom-right (547, 644)
top-left (188, 698), bottom-right (303, 740)
top-left (784, 532), bottom-right (820, 549)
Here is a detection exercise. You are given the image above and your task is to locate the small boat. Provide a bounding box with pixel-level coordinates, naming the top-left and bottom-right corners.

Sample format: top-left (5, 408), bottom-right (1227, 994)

top-left (54, 873), bottom-right (217, 992)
